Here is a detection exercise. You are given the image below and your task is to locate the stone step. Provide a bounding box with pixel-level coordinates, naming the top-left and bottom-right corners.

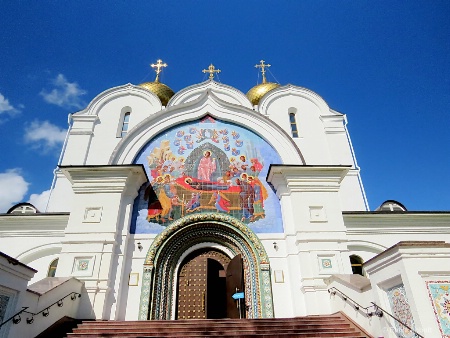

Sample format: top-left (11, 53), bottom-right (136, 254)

top-left (76, 322), bottom-right (352, 330)
top-left (66, 314), bottom-right (371, 338)
top-left (71, 327), bottom-right (356, 334)
top-left (68, 334), bottom-right (367, 338)
top-left (82, 317), bottom-right (344, 325)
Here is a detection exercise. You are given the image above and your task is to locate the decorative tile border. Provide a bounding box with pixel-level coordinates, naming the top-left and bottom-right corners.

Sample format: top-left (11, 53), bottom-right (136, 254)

top-left (426, 281), bottom-right (450, 337)
top-left (386, 283), bottom-right (416, 338)
top-left (139, 213), bottom-right (273, 320)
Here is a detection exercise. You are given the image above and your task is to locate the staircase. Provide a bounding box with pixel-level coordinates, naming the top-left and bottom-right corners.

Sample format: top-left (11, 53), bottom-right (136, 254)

top-left (66, 313), bottom-right (371, 337)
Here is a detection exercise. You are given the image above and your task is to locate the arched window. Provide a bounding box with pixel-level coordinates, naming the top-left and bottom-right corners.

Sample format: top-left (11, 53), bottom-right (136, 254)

top-left (375, 200), bottom-right (407, 212)
top-left (7, 203), bottom-right (39, 214)
top-left (47, 258), bottom-right (59, 277)
top-left (288, 107), bottom-right (298, 138)
top-left (350, 255), bottom-right (364, 276)
top-left (120, 112), bottom-right (131, 137)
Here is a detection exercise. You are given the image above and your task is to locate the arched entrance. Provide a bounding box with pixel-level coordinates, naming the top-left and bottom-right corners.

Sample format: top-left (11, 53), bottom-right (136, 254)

top-left (138, 213), bottom-right (273, 320)
top-left (177, 248), bottom-right (245, 319)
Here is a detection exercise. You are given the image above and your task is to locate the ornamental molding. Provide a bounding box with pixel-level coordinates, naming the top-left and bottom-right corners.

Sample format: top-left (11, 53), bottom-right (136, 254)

top-left (168, 79), bottom-right (252, 109)
top-left (346, 240), bottom-right (388, 254)
top-left (109, 90), bottom-right (305, 165)
top-left (74, 83), bottom-right (162, 116)
top-left (139, 212), bottom-right (274, 320)
top-left (15, 242), bottom-right (62, 265)
top-left (258, 84), bottom-right (338, 116)
top-left (0, 214), bottom-right (69, 231)
top-left (144, 213), bottom-right (269, 267)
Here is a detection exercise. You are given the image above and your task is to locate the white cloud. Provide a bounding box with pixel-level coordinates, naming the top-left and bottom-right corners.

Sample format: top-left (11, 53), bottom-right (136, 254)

top-left (0, 93), bottom-right (14, 113)
top-left (28, 190), bottom-right (50, 212)
top-left (40, 74), bottom-right (87, 109)
top-left (24, 120), bottom-right (67, 153)
top-left (0, 93), bottom-right (21, 120)
top-left (0, 169), bottom-right (29, 212)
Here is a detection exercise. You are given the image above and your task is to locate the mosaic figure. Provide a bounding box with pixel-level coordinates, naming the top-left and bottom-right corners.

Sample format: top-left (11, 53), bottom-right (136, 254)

top-left (197, 150), bottom-right (216, 181)
top-left (209, 190), bottom-right (231, 213)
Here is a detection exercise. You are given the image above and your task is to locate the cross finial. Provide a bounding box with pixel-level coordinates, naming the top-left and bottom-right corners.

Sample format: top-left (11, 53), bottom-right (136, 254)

top-left (202, 64), bottom-right (221, 80)
top-left (255, 60), bottom-right (271, 84)
top-left (150, 59), bottom-right (168, 83)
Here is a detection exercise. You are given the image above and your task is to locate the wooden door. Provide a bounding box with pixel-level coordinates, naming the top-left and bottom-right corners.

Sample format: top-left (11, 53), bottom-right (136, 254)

top-left (177, 249), bottom-right (230, 319)
top-left (226, 254), bottom-right (244, 319)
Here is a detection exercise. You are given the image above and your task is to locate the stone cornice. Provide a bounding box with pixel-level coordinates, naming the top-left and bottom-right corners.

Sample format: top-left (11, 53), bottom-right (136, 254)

top-left (364, 241), bottom-right (450, 273)
top-left (343, 212), bottom-right (450, 234)
top-left (266, 165), bottom-right (351, 196)
top-left (69, 114), bottom-right (99, 135)
top-left (1, 231), bottom-right (65, 238)
top-left (59, 164), bottom-right (148, 194)
top-left (0, 213), bottom-right (69, 231)
top-left (321, 115), bottom-right (347, 134)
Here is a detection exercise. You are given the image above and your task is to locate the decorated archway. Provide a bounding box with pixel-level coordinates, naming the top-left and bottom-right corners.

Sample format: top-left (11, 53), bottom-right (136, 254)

top-left (138, 213), bottom-right (273, 320)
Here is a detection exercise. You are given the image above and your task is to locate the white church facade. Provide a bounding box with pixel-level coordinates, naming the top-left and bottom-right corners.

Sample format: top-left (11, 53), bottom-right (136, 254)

top-left (1, 60), bottom-right (449, 338)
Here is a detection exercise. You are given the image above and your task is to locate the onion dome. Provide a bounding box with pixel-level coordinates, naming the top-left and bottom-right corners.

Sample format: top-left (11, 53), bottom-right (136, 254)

top-left (247, 82), bottom-right (280, 105)
top-left (139, 81), bottom-right (174, 106)
top-left (138, 59), bottom-right (175, 106)
top-left (246, 60), bottom-right (280, 105)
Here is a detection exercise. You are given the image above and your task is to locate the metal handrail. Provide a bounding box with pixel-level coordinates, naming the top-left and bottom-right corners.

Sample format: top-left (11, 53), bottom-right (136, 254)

top-left (328, 287), bottom-right (372, 314)
top-left (328, 287), bottom-right (424, 338)
top-left (370, 302), bottom-right (424, 338)
top-left (0, 307), bottom-right (29, 329)
top-left (0, 292), bottom-right (81, 328)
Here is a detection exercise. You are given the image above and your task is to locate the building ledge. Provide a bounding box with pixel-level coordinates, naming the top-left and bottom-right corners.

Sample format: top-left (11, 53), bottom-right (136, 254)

top-left (27, 277), bottom-right (79, 296)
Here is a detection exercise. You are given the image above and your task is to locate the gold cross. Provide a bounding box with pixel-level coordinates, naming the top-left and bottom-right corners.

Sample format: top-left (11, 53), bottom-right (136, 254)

top-left (255, 60), bottom-right (271, 84)
top-left (202, 64), bottom-right (221, 80)
top-left (150, 59), bottom-right (168, 82)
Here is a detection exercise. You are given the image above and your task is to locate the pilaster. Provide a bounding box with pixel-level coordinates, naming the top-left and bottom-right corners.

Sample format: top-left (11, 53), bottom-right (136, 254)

top-left (62, 115), bottom-right (98, 165)
top-left (56, 165), bottom-right (147, 319)
top-left (267, 165), bottom-right (352, 315)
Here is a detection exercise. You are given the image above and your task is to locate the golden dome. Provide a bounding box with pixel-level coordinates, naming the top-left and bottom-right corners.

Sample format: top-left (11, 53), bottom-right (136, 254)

top-left (246, 82), bottom-right (280, 105)
top-left (139, 81), bottom-right (175, 106)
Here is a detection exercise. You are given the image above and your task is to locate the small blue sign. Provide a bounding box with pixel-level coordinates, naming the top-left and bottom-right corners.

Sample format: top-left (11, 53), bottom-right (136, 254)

top-left (232, 292), bottom-right (245, 300)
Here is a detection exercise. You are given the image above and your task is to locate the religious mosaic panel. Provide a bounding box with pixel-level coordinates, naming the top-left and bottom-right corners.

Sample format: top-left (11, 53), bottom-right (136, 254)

top-left (426, 281), bottom-right (450, 337)
top-left (131, 116), bottom-right (284, 234)
top-left (386, 283), bottom-right (416, 338)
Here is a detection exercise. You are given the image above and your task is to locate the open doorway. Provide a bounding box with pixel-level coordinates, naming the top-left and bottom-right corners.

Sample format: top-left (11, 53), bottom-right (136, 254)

top-left (176, 249), bottom-right (245, 319)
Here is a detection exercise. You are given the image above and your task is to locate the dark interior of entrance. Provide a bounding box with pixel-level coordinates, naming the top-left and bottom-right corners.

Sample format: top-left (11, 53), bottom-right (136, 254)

top-left (207, 258), bottom-right (227, 319)
top-left (176, 248), bottom-right (244, 319)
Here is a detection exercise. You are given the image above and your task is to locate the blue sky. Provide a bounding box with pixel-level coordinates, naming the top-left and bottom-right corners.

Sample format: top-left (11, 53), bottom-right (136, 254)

top-left (0, 1), bottom-right (449, 212)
